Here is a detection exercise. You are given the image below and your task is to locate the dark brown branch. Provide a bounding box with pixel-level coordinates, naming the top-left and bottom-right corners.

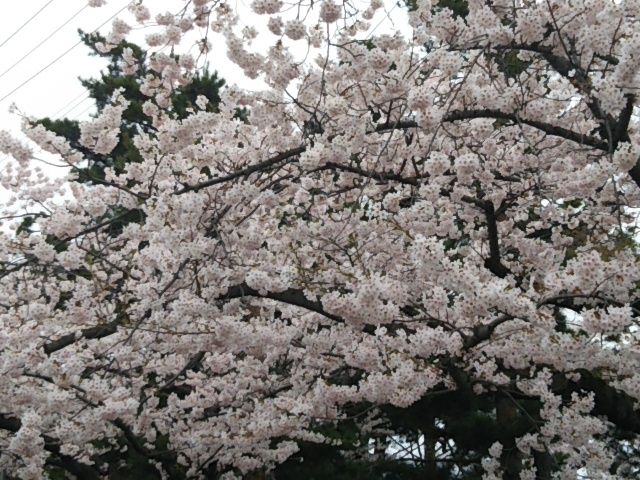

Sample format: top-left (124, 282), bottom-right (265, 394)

top-left (318, 162), bottom-right (419, 185)
top-left (614, 94), bottom-right (635, 146)
top-left (224, 282), bottom-right (345, 324)
top-left (628, 161), bottom-right (640, 190)
top-left (43, 319), bottom-right (119, 355)
top-left (158, 351), bottom-right (206, 392)
top-left (443, 110), bottom-right (609, 151)
top-left (111, 418), bottom-right (176, 463)
top-left (2, 107), bottom-right (614, 284)
top-left (177, 106), bottom-right (611, 199)
top-left (502, 43), bottom-right (618, 66)
top-left (374, 120), bottom-right (418, 133)
top-left (614, 95), bottom-right (640, 188)
top-left (378, 109), bottom-right (609, 150)
top-left (462, 197), bottom-right (511, 279)
top-left (41, 283), bottom-right (350, 357)
top-left (464, 314), bottom-right (514, 349)
top-left (531, 46), bottom-right (640, 188)
top-left (0, 414), bottom-right (20, 432)
top-left (0, 414), bottom-right (102, 479)
top-left (537, 292), bottom-right (640, 316)
top-left (482, 201), bottom-right (511, 278)
top-left (176, 146), bottom-right (306, 194)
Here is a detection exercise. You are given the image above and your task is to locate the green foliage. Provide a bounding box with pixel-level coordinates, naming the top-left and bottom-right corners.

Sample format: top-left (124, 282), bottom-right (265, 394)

top-left (22, 31), bottom-right (228, 245)
top-left (35, 30), bottom-right (226, 186)
top-left (434, 0), bottom-right (469, 18)
top-left (494, 50), bottom-right (532, 78)
top-left (16, 215), bottom-right (38, 236)
top-left (43, 467), bottom-right (68, 480)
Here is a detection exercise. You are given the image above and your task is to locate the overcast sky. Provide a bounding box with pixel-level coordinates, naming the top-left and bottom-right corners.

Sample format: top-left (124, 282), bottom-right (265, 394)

top-left (0, 0), bottom-right (263, 135)
top-left (0, 0), bottom-right (127, 127)
top-left (0, 0), bottom-right (406, 124)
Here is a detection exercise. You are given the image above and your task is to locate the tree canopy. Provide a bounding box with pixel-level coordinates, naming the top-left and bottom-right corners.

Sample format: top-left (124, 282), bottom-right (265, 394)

top-left (1, 0), bottom-right (640, 478)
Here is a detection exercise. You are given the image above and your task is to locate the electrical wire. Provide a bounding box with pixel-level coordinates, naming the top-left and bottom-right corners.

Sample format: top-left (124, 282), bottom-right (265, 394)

top-left (0, 0), bottom-right (56, 50)
top-left (63, 96), bottom-right (94, 119)
top-left (51, 91), bottom-right (91, 119)
top-left (0, 4), bottom-right (89, 81)
top-left (365, 1), bottom-right (399, 40)
top-left (0, 1), bottom-right (133, 105)
top-left (72, 101), bottom-right (96, 120)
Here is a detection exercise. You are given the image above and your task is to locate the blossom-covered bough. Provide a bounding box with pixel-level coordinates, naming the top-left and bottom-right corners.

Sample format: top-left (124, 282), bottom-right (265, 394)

top-left (1, 0), bottom-right (640, 478)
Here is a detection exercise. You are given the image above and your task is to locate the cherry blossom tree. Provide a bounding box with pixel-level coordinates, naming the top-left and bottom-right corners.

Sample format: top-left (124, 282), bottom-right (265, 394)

top-left (1, 0), bottom-right (640, 478)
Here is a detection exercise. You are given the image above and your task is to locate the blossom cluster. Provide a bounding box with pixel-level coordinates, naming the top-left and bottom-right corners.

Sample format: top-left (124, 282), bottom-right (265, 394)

top-left (1, 0), bottom-right (640, 478)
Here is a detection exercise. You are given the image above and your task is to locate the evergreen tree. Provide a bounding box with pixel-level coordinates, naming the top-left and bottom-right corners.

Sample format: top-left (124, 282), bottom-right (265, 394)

top-left (38, 30), bottom-right (225, 181)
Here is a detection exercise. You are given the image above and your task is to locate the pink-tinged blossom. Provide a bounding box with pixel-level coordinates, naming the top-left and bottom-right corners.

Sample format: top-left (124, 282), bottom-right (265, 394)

top-left (319, 0), bottom-right (342, 23)
top-left (1, 0), bottom-right (640, 478)
top-left (79, 90), bottom-right (129, 155)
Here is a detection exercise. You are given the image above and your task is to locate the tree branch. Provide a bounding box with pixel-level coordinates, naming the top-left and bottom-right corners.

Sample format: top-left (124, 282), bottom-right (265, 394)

top-left (176, 146), bottom-right (306, 194)
top-left (43, 319), bottom-right (119, 355)
top-left (224, 282), bottom-right (345, 324)
top-left (482, 201), bottom-right (511, 278)
top-left (443, 110), bottom-right (609, 151)
top-left (318, 162), bottom-right (419, 185)
top-left (0, 414), bottom-right (102, 479)
top-left (41, 283), bottom-right (350, 357)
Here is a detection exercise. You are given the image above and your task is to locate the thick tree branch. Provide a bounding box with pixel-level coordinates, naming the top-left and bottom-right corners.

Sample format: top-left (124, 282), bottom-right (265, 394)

top-left (43, 319), bottom-right (120, 355)
top-left (464, 314), bottom-right (514, 349)
top-left (224, 282), bottom-right (345, 324)
top-left (443, 110), bottom-right (609, 151)
top-left (614, 94), bottom-right (635, 146)
top-left (175, 146), bottom-right (306, 194)
top-left (42, 284), bottom-right (350, 356)
top-left (375, 112), bottom-right (609, 151)
top-left (482, 201), bottom-right (511, 278)
top-left (0, 414), bottom-right (102, 479)
top-left (318, 162), bottom-right (419, 185)
top-left (176, 107), bottom-right (611, 200)
top-left (462, 197), bottom-right (511, 278)
top-left (1, 108), bottom-right (614, 286)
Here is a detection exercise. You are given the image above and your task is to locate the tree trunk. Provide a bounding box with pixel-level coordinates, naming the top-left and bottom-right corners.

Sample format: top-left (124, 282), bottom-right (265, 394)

top-left (496, 395), bottom-right (523, 480)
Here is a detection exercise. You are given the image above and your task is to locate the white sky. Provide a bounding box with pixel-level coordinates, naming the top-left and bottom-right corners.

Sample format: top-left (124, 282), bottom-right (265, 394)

top-left (0, 0), bottom-right (263, 133)
top-left (0, 0), bottom-right (126, 126)
top-left (0, 0), bottom-right (406, 130)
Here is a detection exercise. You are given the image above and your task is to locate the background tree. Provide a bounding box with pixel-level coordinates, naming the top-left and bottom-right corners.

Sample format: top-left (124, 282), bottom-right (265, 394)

top-left (1, 0), bottom-right (640, 479)
top-left (17, 30), bottom-right (226, 238)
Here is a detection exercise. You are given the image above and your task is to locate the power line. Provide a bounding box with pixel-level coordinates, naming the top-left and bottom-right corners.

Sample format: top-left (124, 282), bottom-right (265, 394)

top-left (0, 4), bottom-right (89, 81)
top-left (51, 90), bottom-right (90, 118)
top-left (72, 101), bottom-right (96, 120)
top-left (64, 96), bottom-right (94, 119)
top-left (0, 1), bottom-right (133, 105)
top-left (0, 0), bottom-right (57, 50)
top-left (365, 2), bottom-right (399, 40)
top-left (51, 91), bottom-right (91, 118)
